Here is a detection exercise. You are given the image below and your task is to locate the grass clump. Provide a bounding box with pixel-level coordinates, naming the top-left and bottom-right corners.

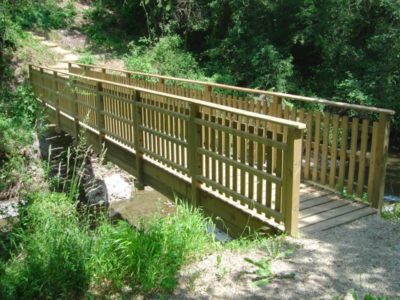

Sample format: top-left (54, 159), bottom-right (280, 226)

top-left (0, 192), bottom-right (91, 300)
top-left (90, 201), bottom-right (215, 294)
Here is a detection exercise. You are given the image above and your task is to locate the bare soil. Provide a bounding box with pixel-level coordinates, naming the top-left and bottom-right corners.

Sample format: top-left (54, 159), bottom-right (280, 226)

top-left (173, 215), bottom-right (400, 299)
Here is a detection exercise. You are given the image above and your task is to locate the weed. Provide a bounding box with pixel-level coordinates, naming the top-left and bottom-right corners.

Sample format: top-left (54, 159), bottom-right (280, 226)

top-left (215, 254), bottom-right (229, 281)
top-left (382, 203), bottom-right (400, 221)
top-left (77, 51), bottom-right (97, 65)
top-left (244, 236), bottom-right (294, 287)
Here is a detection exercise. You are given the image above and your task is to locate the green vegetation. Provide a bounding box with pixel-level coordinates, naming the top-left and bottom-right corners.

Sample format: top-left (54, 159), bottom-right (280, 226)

top-left (77, 51), bottom-right (97, 65)
top-left (382, 203), bottom-right (400, 221)
top-left (84, 0), bottom-right (400, 131)
top-left (0, 191), bottom-right (215, 298)
top-left (90, 201), bottom-right (214, 294)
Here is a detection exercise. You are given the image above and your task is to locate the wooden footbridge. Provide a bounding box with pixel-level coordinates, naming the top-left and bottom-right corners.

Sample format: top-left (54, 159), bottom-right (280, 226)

top-left (29, 63), bottom-right (394, 236)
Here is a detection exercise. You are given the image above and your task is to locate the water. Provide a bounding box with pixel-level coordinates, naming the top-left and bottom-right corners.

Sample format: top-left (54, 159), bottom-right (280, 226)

top-left (384, 152), bottom-right (400, 203)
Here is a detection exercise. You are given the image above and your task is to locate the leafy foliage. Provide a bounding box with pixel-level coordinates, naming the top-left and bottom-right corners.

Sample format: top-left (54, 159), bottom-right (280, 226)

top-left (86, 0), bottom-right (400, 130)
top-left (124, 35), bottom-right (205, 79)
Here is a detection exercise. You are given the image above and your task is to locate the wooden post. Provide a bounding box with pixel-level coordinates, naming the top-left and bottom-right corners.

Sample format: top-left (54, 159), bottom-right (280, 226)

top-left (53, 71), bottom-right (61, 132)
top-left (71, 79), bottom-right (80, 140)
top-left (68, 62), bottom-right (72, 72)
top-left (39, 67), bottom-right (44, 103)
top-left (282, 127), bottom-right (303, 236)
top-left (95, 82), bottom-right (105, 147)
top-left (28, 64), bottom-right (33, 85)
top-left (159, 78), bottom-right (166, 93)
top-left (188, 102), bottom-right (202, 207)
top-left (204, 85), bottom-right (212, 102)
top-left (132, 90), bottom-right (145, 190)
top-left (272, 95), bottom-right (282, 172)
top-left (369, 113), bottom-right (391, 211)
top-left (102, 68), bottom-right (106, 80)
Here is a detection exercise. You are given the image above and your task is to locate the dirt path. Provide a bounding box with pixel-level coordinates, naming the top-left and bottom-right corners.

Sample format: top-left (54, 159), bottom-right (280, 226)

top-left (173, 215), bottom-right (400, 299)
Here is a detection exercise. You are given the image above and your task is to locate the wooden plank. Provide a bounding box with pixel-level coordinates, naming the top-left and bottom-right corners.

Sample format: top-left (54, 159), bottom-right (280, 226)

top-left (320, 112), bottom-right (330, 184)
top-left (338, 116), bottom-right (349, 190)
top-left (300, 196), bottom-right (336, 210)
top-left (299, 203), bottom-right (370, 228)
top-left (301, 206), bottom-right (376, 233)
top-left (256, 127), bottom-right (264, 205)
top-left (304, 112), bottom-right (313, 179)
top-left (218, 117), bottom-right (223, 185)
top-left (275, 134), bottom-right (283, 212)
top-left (329, 114), bottom-right (339, 188)
top-left (248, 125), bottom-right (255, 200)
top-left (224, 119), bottom-right (231, 189)
top-left (312, 111), bottom-right (321, 181)
top-left (240, 123), bottom-right (247, 197)
top-left (347, 118), bottom-right (359, 194)
top-left (266, 131), bottom-right (273, 207)
top-left (232, 121), bottom-right (238, 194)
top-left (300, 190), bottom-right (333, 202)
top-left (356, 119), bottom-right (369, 197)
top-left (300, 198), bottom-right (349, 218)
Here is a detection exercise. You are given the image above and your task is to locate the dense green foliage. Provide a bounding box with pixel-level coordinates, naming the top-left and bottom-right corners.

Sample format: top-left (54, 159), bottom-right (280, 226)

top-left (0, 192), bottom-right (214, 298)
top-left (0, 193), bottom-right (91, 300)
top-left (85, 0), bottom-right (400, 129)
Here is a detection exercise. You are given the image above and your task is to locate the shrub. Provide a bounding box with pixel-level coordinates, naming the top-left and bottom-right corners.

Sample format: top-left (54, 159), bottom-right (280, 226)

top-left (124, 35), bottom-right (205, 79)
top-left (12, 0), bottom-right (75, 30)
top-left (77, 51), bottom-right (97, 65)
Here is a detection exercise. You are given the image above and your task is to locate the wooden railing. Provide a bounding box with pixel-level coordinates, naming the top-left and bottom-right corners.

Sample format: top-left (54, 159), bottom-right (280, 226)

top-left (69, 62), bottom-right (394, 210)
top-left (29, 65), bottom-right (306, 235)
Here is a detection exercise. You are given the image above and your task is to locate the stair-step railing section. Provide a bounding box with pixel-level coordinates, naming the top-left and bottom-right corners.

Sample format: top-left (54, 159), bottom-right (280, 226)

top-left (29, 65), bottom-right (306, 235)
top-left (68, 62), bottom-right (394, 211)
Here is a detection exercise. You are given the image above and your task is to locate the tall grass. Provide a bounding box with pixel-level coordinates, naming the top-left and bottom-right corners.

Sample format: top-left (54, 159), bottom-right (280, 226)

top-left (90, 201), bottom-right (215, 294)
top-left (0, 192), bottom-right (91, 300)
top-left (0, 191), bottom-right (215, 298)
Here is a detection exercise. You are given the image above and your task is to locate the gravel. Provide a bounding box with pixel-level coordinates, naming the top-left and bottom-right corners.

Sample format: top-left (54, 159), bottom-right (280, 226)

top-left (173, 215), bottom-right (400, 299)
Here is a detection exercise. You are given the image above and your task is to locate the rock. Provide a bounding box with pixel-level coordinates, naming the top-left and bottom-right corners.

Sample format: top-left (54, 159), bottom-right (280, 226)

top-left (104, 173), bottom-right (133, 202)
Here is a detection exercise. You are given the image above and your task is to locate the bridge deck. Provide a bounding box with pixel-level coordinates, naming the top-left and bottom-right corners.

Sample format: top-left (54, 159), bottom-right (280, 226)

top-left (299, 183), bottom-right (376, 233)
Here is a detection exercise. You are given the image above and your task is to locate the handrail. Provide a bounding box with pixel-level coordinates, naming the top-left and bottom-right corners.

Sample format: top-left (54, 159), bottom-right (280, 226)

top-left (70, 62), bottom-right (395, 116)
top-left (29, 64), bottom-right (305, 235)
top-left (32, 65), bottom-right (306, 130)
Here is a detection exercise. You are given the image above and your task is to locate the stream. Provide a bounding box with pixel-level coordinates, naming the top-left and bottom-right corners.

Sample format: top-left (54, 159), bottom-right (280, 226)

top-left (384, 151), bottom-right (400, 203)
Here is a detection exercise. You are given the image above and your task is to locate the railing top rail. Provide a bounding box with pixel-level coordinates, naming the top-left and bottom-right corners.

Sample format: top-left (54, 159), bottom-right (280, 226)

top-left (30, 65), bottom-right (306, 130)
top-left (70, 62), bottom-right (395, 116)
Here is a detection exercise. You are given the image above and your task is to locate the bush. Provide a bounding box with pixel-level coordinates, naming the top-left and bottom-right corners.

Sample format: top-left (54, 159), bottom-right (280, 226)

top-left (11, 0), bottom-right (75, 30)
top-left (77, 51), bottom-right (97, 65)
top-left (124, 35), bottom-right (206, 79)
top-left (0, 193), bottom-right (91, 300)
